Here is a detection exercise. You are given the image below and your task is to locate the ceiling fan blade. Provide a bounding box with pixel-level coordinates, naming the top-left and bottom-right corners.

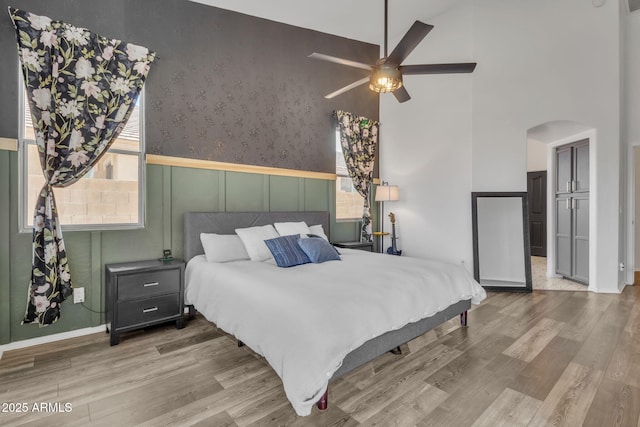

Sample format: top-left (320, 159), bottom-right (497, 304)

top-left (308, 53), bottom-right (372, 71)
top-left (324, 77), bottom-right (370, 99)
top-left (385, 21), bottom-right (434, 66)
top-left (393, 86), bottom-right (411, 103)
top-left (400, 63), bottom-right (477, 75)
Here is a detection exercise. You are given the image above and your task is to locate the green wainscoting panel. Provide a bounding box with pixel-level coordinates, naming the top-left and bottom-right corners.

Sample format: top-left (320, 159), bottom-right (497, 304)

top-left (225, 172), bottom-right (266, 212)
top-left (0, 151), bottom-right (11, 344)
top-left (0, 151), bottom-right (341, 345)
top-left (304, 178), bottom-right (330, 212)
top-left (170, 166), bottom-right (222, 260)
top-left (269, 176), bottom-right (302, 211)
top-left (90, 231), bottom-right (102, 326)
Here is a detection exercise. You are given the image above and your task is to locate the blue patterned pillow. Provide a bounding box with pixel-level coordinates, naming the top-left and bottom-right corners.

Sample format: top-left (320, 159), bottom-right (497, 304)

top-left (264, 235), bottom-right (311, 268)
top-left (297, 238), bottom-right (341, 263)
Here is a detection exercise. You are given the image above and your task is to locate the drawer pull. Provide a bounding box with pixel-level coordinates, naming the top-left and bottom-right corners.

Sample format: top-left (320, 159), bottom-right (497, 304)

top-left (142, 307), bottom-right (159, 313)
top-left (143, 282), bottom-right (160, 287)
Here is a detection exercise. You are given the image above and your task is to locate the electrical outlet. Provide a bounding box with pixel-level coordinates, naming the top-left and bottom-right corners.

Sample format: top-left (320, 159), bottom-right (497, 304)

top-left (74, 287), bottom-right (85, 304)
top-left (620, 263), bottom-right (625, 272)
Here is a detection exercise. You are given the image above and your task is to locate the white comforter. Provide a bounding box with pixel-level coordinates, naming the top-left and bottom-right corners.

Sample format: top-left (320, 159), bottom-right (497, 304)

top-left (185, 249), bottom-right (486, 416)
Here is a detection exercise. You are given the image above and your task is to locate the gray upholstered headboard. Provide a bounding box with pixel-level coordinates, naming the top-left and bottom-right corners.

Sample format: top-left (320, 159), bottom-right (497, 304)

top-left (184, 211), bottom-right (330, 262)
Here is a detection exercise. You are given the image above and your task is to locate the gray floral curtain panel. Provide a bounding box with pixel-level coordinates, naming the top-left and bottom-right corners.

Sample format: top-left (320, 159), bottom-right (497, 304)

top-left (9, 8), bottom-right (156, 326)
top-left (335, 110), bottom-right (379, 242)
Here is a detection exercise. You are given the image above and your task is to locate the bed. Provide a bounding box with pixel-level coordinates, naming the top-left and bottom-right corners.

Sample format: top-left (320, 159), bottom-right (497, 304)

top-left (183, 211), bottom-right (486, 416)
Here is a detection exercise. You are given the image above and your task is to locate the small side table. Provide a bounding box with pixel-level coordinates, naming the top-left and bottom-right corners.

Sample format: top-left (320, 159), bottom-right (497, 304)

top-left (332, 241), bottom-right (374, 252)
top-left (105, 259), bottom-right (185, 346)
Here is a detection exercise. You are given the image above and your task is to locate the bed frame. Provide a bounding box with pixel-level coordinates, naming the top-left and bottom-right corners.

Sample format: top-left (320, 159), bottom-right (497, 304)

top-left (183, 211), bottom-right (470, 411)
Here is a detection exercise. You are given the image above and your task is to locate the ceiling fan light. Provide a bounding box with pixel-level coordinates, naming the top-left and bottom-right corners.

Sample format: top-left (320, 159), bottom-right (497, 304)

top-left (369, 65), bottom-right (403, 93)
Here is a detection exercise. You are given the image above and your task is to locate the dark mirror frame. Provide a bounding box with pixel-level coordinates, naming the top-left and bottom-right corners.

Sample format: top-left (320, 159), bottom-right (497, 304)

top-left (471, 192), bottom-right (533, 292)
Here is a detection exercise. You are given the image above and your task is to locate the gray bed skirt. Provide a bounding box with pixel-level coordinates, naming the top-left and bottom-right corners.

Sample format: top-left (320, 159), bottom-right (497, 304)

top-left (333, 298), bottom-right (470, 379)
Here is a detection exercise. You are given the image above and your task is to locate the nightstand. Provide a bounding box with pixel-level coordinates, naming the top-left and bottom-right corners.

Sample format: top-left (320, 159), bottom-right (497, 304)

top-left (106, 259), bottom-right (185, 346)
top-left (332, 241), bottom-right (374, 252)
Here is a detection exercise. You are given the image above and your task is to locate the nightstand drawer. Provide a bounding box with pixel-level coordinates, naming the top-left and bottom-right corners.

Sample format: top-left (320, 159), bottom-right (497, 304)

top-left (116, 294), bottom-right (180, 328)
top-left (117, 269), bottom-right (180, 301)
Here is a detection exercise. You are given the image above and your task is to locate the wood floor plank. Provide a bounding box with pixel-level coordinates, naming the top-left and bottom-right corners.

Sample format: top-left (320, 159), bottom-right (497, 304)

top-left (226, 384), bottom-right (289, 427)
top-left (583, 378), bottom-right (640, 427)
top-left (502, 317), bottom-right (565, 362)
top-left (573, 303), bottom-right (631, 371)
top-left (508, 336), bottom-right (582, 401)
top-left (248, 404), bottom-right (358, 427)
top-left (358, 382), bottom-right (448, 427)
top-left (2, 403), bottom-right (91, 427)
top-left (155, 328), bottom-right (223, 354)
top-left (214, 358), bottom-right (272, 389)
top-left (339, 358), bottom-right (443, 421)
top-left (190, 410), bottom-right (238, 427)
top-left (470, 387), bottom-right (542, 427)
top-left (606, 329), bottom-right (640, 389)
top-left (87, 364), bottom-right (224, 425)
top-left (557, 301), bottom-right (606, 342)
top-left (527, 361), bottom-right (604, 427)
top-left (419, 365), bottom-right (518, 427)
top-left (137, 370), bottom-right (282, 427)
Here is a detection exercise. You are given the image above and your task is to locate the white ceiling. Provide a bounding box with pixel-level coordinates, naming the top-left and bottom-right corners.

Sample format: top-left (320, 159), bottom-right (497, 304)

top-left (188, 0), bottom-right (463, 46)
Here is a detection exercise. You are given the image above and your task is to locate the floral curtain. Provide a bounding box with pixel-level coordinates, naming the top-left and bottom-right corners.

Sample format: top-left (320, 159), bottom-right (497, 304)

top-left (335, 110), bottom-right (379, 242)
top-left (10, 8), bottom-right (156, 326)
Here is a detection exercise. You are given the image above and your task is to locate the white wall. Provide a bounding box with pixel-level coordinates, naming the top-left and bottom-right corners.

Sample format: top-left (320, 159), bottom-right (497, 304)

top-left (378, 4), bottom-right (475, 267)
top-left (625, 10), bottom-right (640, 279)
top-left (471, 0), bottom-right (622, 292)
top-left (527, 139), bottom-right (547, 172)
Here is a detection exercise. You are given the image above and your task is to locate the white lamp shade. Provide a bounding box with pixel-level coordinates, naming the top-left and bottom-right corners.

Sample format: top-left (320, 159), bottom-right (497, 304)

top-left (375, 185), bottom-right (399, 202)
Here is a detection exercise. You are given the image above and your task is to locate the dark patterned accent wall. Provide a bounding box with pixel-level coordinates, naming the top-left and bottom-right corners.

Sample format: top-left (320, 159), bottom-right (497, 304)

top-left (0, 0), bottom-right (380, 174)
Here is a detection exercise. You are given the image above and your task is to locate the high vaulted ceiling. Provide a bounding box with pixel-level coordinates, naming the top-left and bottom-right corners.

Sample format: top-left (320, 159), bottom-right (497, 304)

top-left (188, 0), bottom-right (463, 47)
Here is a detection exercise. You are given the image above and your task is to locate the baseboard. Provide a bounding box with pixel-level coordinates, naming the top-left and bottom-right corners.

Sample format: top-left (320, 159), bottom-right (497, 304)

top-left (0, 324), bottom-right (106, 360)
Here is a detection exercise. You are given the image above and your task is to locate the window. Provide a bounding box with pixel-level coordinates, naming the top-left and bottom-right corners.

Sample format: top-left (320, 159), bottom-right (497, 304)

top-left (19, 84), bottom-right (145, 231)
top-left (336, 130), bottom-right (364, 220)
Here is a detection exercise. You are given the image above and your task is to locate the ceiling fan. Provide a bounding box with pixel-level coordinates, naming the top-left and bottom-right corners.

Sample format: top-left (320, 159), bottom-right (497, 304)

top-left (308, 0), bottom-right (477, 103)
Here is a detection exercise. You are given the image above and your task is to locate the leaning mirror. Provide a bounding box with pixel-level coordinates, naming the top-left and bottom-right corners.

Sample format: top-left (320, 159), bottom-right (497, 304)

top-left (472, 192), bottom-right (532, 292)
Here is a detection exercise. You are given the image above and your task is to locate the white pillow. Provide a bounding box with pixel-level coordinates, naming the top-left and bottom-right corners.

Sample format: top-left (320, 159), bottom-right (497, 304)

top-left (309, 224), bottom-right (329, 241)
top-left (235, 224), bottom-right (280, 261)
top-left (274, 221), bottom-right (311, 237)
top-left (200, 233), bottom-right (249, 263)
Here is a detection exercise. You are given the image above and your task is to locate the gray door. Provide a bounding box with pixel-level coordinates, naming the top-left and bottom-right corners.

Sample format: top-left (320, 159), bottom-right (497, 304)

top-left (528, 171), bottom-right (547, 257)
top-left (554, 140), bottom-right (589, 284)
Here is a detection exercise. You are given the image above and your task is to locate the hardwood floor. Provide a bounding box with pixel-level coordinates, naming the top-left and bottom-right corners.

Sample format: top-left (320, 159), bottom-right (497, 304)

top-left (1, 286), bottom-right (639, 426)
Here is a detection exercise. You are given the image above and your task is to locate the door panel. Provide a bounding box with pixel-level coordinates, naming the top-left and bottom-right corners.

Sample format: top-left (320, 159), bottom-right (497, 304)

top-left (527, 171), bottom-right (547, 257)
top-left (573, 140), bottom-right (590, 193)
top-left (556, 198), bottom-right (572, 277)
top-left (556, 146), bottom-right (572, 195)
top-left (572, 197), bottom-right (589, 283)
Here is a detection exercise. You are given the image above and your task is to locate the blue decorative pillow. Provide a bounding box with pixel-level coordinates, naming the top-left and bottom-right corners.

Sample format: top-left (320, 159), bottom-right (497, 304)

top-left (264, 235), bottom-right (311, 268)
top-left (297, 238), bottom-right (341, 263)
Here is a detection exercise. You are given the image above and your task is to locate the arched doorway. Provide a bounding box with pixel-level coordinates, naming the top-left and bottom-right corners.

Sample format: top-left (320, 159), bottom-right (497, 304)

top-left (526, 120), bottom-right (595, 291)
